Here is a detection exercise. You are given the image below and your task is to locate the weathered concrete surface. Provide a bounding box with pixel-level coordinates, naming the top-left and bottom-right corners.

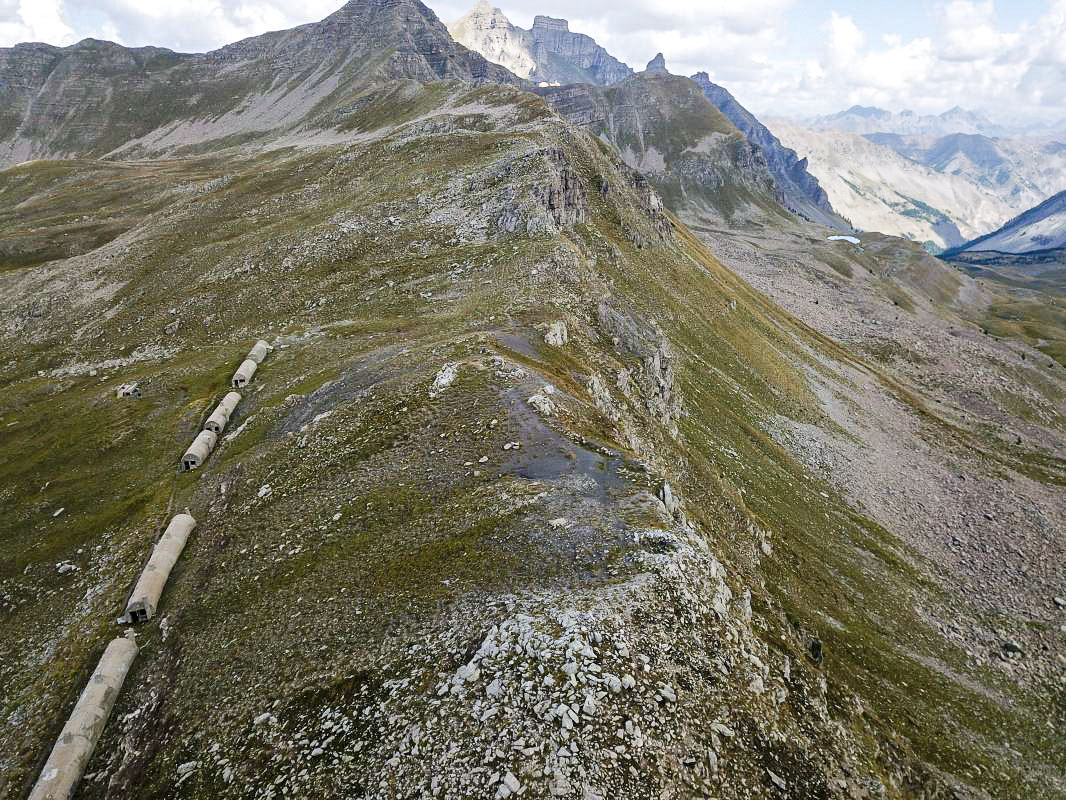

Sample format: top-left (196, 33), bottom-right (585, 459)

top-left (181, 429), bottom-right (217, 471)
top-left (232, 358), bottom-right (258, 388)
top-left (205, 391), bottom-right (241, 434)
top-left (248, 339), bottom-right (271, 364)
top-left (123, 514), bottom-right (197, 623)
top-left (28, 636), bottom-right (138, 800)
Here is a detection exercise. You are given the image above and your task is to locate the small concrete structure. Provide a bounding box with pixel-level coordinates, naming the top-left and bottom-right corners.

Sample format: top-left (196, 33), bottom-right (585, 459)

top-left (116, 383), bottom-right (141, 399)
top-left (28, 635), bottom-right (138, 800)
top-left (181, 429), bottom-right (217, 472)
top-left (122, 513), bottom-right (196, 623)
top-left (204, 391), bottom-right (241, 434)
top-left (248, 339), bottom-right (271, 364)
top-left (231, 359), bottom-right (258, 389)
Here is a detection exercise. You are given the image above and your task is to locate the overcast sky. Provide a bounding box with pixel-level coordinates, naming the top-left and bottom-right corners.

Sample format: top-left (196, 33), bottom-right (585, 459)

top-left (2, 0), bottom-right (1065, 122)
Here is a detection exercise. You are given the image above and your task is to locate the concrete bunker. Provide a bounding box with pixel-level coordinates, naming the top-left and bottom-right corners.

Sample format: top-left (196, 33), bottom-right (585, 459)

top-left (231, 359), bottom-right (258, 389)
top-left (248, 339), bottom-right (271, 364)
top-left (122, 513), bottom-right (196, 623)
top-left (205, 391), bottom-right (241, 434)
top-left (28, 635), bottom-right (138, 800)
top-left (181, 429), bottom-right (217, 472)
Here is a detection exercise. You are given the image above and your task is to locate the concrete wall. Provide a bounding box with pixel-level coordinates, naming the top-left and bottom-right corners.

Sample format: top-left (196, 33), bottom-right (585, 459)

top-left (29, 636), bottom-right (138, 800)
top-left (123, 513), bottom-right (197, 623)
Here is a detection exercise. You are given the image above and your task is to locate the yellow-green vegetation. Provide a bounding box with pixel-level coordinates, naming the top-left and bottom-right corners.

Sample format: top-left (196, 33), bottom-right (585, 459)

top-left (1, 76), bottom-right (1063, 800)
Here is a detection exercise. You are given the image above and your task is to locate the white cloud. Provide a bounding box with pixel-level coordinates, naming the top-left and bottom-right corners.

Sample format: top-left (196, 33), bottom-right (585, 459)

top-left (743, 1), bottom-right (1066, 123)
top-left (0, 0), bottom-right (76, 47)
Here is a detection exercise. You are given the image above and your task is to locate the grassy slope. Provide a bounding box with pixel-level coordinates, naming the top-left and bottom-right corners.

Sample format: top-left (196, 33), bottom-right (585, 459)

top-left (0, 83), bottom-right (1062, 799)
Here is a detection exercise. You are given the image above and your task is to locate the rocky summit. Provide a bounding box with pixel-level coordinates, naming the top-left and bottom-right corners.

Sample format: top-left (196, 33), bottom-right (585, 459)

top-left (1, 2), bottom-right (1065, 800)
top-left (448, 1), bottom-right (633, 86)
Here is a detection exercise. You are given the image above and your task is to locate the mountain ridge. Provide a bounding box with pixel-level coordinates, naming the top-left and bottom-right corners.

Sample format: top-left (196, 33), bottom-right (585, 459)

top-left (2, 4), bottom-right (1065, 800)
top-left (0, 0), bottom-right (523, 166)
top-left (945, 189), bottom-right (1066, 256)
top-left (812, 104), bottom-right (1004, 137)
top-left (690, 72), bottom-right (842, 229)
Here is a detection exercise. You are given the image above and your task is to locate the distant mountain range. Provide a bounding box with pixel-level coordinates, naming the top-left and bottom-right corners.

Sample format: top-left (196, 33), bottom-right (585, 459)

top-left (768, 121), bottom-right (1014, 249)
top-left (865, 133), bottom-right (1066, 213)
top-left (770, 110), bottom-right (1066, 251)
top-left (810, 104), bottom-right (1066, 140)
top-left (811, 105), bottom-right (1006, 137)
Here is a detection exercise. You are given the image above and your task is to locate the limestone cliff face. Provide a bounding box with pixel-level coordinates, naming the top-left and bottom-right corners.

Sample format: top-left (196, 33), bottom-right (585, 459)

top-left (445, 0), bottom-right (537, 79)
top-left (448, 2), bottom-right (633, 86)
top-left (0, 0), bottom-right (523, 166)
top-left (527, 15), bottom-right (633, 86)
top-left (690, 72), bottom-right (843, 229)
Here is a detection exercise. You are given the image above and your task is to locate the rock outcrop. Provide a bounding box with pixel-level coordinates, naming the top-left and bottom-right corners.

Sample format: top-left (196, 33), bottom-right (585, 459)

top-left (644, 53), bottom-right (669, 75)
top-left (541, 74), bottom-right (783, 225)
top-left (690, 72), bottom-right (843, 229)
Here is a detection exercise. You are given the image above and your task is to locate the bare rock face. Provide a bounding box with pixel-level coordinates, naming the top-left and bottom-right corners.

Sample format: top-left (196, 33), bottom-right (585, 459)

top-left (541, 74), bottom-right (781, 225)
top-left (644, 53), bottom-right (669, 75)
top-left (690, 71), bottom-right (843, 228)
top-left (596, 300), bottom-right (682, 438)
top-left (486, 144), bottom-right (589, 236)
top-left (449, 4), bottom-right (633, 87)
top-left (531, 148), bottom-right (588, 230)
top-left (528, 16), bottom-right (634, 86)
top-left (446, 0), bottom-right (537, 79)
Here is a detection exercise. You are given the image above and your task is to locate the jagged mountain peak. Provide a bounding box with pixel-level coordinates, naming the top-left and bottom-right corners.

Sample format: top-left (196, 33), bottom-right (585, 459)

top-left (645, 53), bottom-right (669, 74)
top-left (449, 3), bottom-right (632, 86)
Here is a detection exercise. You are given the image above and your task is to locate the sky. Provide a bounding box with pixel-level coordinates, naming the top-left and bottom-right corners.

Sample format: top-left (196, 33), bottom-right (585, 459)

top-left (2, 0), bottom-right (1065, 123)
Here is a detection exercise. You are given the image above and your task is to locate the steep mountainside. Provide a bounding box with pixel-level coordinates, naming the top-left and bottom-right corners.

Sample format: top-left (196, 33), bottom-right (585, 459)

top-left (812, 105), bottom-right (1005, 137)
top-left (448, 2), bottom-right (632, 86)
top-left (0, 0), bottom-right (521, 167)
top-left (540, 71), bottom-right (788, 228)
top-left (947, 190), bottom-right (1066, 255)
top-left (770, 120), bottom-right (1017, 249)
top-left (866, 132), bottom-right (1066, 213)
top-left (690, 72), bottom-right (843, 229)
top-left (2, 3), bottom-right (1065, 800)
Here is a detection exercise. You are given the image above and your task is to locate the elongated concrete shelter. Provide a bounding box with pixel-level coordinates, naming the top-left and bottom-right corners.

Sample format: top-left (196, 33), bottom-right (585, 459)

top-left (248, 339), bottom-right (271, 364)
top-left (231, 359), bottom-right (258, 389)
top-left (28, 635), bottom-right (138, 800)
top-left (205, 391), bottom-right (241, 434)
top-left (181, 429), bottom-right (217, 471)
top-left (123, 513), bottom-right (196, 623)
